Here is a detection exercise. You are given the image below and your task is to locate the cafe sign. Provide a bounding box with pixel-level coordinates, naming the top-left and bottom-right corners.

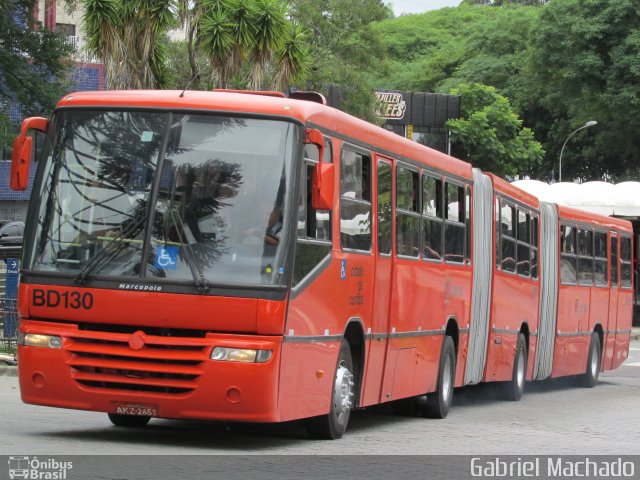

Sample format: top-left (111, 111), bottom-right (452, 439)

top-left (375, 92), bottom-right (407, 120)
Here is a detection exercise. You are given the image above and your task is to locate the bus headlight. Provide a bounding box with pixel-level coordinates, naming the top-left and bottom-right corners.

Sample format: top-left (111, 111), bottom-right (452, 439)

top-left (18, 333), bottom-right (62, 349)
top-left (210, 347), bottom-right (272, 363)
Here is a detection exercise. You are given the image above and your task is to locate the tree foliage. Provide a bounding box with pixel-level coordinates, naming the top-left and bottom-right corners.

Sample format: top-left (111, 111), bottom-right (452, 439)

top-left (525, 0), bottom-right (640, 181)
top-left (446, 84), bottom-right (543, 178)
top-left (369, 0), bottom-right (640, 181)
top-left (81, 0), bottom-right (309, 91)
top-left (176, 0), bottom-right (309, 90)
top-left (82, 0), bottom-right (174, 89)
top-left (288, 0), bottom-right (392, 122)
top-left (0, 0), bottom-right (73, 155)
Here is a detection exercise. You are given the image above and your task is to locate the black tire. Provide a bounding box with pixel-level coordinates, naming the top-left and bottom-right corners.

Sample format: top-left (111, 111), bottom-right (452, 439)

top-left (108, 413), bottom-right (151, 428)
top-left (306, 340), bottom-right (356, 439)
top-left (422, 336), bottom-right (456, 419)
top-left (499, 333), bottom-right (527, 401)
top-left (578, 332), bottom-right (601, 388)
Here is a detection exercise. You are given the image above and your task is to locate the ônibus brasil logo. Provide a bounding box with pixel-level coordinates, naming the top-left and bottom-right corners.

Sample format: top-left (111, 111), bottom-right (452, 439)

top-left (8, 456), bottom-right (73, 480)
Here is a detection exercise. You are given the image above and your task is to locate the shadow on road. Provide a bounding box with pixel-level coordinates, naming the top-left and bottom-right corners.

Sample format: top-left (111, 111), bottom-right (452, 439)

top-left (33, 375), bottom-right (611, 449)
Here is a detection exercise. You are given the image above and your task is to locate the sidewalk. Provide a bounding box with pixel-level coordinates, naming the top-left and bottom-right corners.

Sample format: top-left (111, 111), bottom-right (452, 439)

top-left (1, 328), bottom-right (639, 378)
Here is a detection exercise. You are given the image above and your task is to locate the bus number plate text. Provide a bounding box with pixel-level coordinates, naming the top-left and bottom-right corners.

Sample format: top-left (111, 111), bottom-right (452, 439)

top-left (111, 402), bottom-right (158, 417)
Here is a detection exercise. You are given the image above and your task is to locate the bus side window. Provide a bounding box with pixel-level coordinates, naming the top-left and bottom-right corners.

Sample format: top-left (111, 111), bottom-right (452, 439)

top-left (340, 148), bottom-right (371, 251)
top-left (396, 165), bottom-right (420, 258)
top-left (500, 201), bottom-right (516, 273)
top-left (560, 224), bottom-right (577, 284)
top-left (531, 215), bottom-right (539, 279)
top-left (422, 174), bottom-right (442, 261)
top-left (577, 228), bottom-right (594, 286)
top-left (465, 186), bottom-right (471, 264)
top-left (444, 182), bottom-right (465, 263)
top-left (611, 235), bottom-right (619, 287)
top-left (292, 138), bottom-right (333, 287)
top-left (495, 198), bottom-right (501, 269)
top-left (377, 160), bottom-right (392, 255)
top-left (594, 231), bottom-right (608, 286)
top-left (516, 209), bottom-right (530, 277)
top-left (620, 236), bottom-right (632, 289)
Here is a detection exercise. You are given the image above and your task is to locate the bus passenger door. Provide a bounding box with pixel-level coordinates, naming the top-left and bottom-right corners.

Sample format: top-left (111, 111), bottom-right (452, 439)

top-left (361, 157), bottom-right (394, 406)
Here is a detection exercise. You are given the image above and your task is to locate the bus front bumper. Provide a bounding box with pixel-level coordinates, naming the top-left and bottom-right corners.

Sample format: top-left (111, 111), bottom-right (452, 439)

top-left (17, 320), bottom-right (283, 423)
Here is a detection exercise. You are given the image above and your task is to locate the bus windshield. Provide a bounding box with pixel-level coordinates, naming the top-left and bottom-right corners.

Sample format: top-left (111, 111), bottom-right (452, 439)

top-left (26, 109), bottom-right (297, 288)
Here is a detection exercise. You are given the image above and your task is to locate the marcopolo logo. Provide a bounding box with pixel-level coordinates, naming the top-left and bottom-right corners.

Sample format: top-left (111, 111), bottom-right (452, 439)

top-left (8, 457), bottom-right (73, 480)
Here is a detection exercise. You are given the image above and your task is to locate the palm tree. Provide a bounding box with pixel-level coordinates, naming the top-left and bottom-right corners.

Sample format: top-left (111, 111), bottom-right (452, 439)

top-left (199, 5), bottom-right (235, 88)
top-left (248, 0), bottom-right (287, 90)
top-left (82, 0), bottom-right (175, 89)
top-left (271, 24), bottom-right (310, 92)
top-left (224, 0), bottom-right (256, 85)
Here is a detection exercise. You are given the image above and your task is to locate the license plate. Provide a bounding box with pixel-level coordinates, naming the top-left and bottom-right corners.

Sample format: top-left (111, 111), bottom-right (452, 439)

top-left (110, 401), bottom-right (158, 417)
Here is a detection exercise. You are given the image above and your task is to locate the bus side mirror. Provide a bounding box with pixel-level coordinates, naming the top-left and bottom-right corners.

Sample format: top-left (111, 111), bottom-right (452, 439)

top-left (306, 128), bottom-right (333, 210)
top-left (10, 117), bottom-right (48, 191)
top-left (312, 163), bottom-right (334, 211)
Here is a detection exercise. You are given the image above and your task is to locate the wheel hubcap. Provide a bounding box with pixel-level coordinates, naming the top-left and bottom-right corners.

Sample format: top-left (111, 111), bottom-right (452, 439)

top-left (590, 344), bottom-right (599, 377)
top-left (333, 360), bottom-right (355, 426)
top-left (516, 349), bottom-right (525, 388)
top-left (442, 355), bottom-right (453, 403)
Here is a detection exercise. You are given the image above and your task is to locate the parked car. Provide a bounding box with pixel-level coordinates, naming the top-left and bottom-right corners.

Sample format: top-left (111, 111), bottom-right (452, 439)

top-left (0, 221), bottom-right (24, 245)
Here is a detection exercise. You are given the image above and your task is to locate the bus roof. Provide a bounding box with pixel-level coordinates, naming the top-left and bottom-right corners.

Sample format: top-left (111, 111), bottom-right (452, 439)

top-left (489, 174), bottom-right (540, 208)
top-left (55, 89), bottom-right (473, 181)
top-left (556, 203), bottom-right (633, 232)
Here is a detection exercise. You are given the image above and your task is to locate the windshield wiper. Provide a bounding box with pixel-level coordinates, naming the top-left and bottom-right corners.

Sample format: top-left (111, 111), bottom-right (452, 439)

top-left (74, 214), bottom-right (146, 284)
top-left (167, 208), bottom-right (210, 293)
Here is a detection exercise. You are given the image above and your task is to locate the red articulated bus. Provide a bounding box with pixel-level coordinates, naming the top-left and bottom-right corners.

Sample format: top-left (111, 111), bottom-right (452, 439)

top-left (10, 90), bottom-right (633, 439)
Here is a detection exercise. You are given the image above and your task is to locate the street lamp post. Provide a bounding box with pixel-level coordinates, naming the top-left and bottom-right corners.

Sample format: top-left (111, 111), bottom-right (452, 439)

top-left (558, 120), bottom-right (597, 182)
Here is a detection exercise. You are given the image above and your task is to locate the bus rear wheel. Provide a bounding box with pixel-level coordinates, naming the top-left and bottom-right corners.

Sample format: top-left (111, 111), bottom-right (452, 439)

top-left (421, 336), bottom-right (456, 419)
top-left (499, 333), bottom-right (527, 401)
top-left (577, 332), bottom-right (601, 388)
top-left (108, 413), bottom-right (151, 428)
top-left (306, 340), bottom-right (355, 439)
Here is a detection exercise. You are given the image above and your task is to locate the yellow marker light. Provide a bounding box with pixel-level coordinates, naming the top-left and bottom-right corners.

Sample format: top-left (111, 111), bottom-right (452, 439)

top-left (18, 333), bottom-right (62, 349)
top-left (210, 347), bottom-right (273, 363)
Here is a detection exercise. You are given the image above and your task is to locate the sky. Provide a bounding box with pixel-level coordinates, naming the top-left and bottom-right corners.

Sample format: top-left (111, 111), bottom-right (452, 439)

top-left (390, 0), bottom-right (461, 16)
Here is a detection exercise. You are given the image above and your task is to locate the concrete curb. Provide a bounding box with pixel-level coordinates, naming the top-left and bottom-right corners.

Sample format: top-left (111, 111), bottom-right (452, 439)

top-left (0, 366), bottom-right (17, 376)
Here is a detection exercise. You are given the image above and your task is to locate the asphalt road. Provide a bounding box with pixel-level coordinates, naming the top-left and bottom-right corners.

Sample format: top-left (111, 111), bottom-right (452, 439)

top-left (0, 340), bottom-right (639, 457)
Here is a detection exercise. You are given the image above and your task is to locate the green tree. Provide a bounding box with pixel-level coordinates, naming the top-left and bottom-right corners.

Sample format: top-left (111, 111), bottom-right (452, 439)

top-left (526, 0), bottom-right (640, 181)
top-left (82, 0), bottom-right (175, 89)
top-left (0, 0), bottom-right (73, 157)
top-left (288, 0), bottom-right (392, 122)
top-left (446, 84), bottom-right (544, 178)
top-left (177, 0), bottom-right (308, 91)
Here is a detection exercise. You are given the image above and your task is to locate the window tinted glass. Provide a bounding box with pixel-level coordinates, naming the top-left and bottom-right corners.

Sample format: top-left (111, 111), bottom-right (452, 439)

top-left (446, 183), bottom-right (463, 223)
top-left (378, 161), bottom-right (392, 255)
top-left (422, 175), bottom-right (441, 218)
top-left (340, 149), bottom-right (371, 251)
top-left (611, 236), bottom-right (619, 287)
top-left (397, 167), bottom-right (418, 212)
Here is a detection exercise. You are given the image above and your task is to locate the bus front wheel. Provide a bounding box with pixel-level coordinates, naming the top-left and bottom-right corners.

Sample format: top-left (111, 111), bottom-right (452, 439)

top-left (306, 340), bottom-right (355, 439)
top-left (108, 413), bottom-right (151, 428)
top-left (500, 333), bottom-right (527, 401)
top-left (577, 333), bottom-right (601, 388)
top-left (422, 336), bottom-right (456, 419)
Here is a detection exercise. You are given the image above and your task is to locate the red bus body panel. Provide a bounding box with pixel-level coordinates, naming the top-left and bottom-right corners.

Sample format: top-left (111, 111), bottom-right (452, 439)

top-left (14, 90), bottom-right (633, 428)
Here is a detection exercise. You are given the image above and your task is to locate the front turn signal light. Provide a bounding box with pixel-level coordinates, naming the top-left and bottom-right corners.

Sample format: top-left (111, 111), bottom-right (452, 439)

top-left (210, 347), bottom-right (272, 363)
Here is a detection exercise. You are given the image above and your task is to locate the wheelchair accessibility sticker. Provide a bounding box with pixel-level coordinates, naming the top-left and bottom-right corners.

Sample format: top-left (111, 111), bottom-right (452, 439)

top-left (155, 246), bottom-right (179, 270)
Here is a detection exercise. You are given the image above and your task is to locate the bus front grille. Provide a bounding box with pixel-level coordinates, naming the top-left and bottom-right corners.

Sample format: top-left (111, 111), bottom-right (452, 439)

top-left (65, 331), bottom-right (209, 395)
